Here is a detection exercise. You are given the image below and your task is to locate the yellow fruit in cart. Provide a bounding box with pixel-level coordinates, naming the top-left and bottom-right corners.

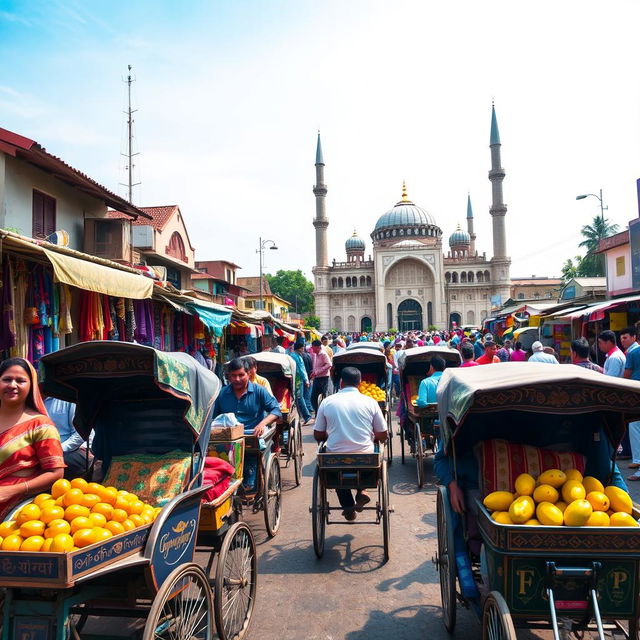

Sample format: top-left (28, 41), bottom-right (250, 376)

top-left (122, 519), bottom-right (135, 531)
top-left (564, 469), bottom-right (583, 483)
top-left (582, 476), bottom-right (604, 494)
top-left (17, 503), bottom-right (41, 525)
top-left (45, 519), bottom-right (71, 538)
top-left (129, 514), bottom-right (144, 527)
top-left (533, 484), bottom-right (559, 504)
top-left (586, 511), bottom-right (610, 527)
top-left (64, 505), bottom-right (90, 521)
top-left (40, 505), bottom-right (65, 524)
top-left (63, 488), bottom-right (85, 508)
top-left (2, 534), bottom-right (23, 550)
top-left (69, 516), bottom-right (92, 534)
top-left (586, 491), bottom-right (610, 512)
top-left (555, 501), bottom-right (568, 513)
top-left (111, 508), bottom-right (128, 523)
top-left (70, 478), bottom-right (89, 492)
top-left (91, 527), bottom-right (112, 542)
top-left (92, 503), bottom-right (114, 520)
top-left (72, 528), bottom-right (94, 548)
top-left (33, 493), bottom-right (52, 507)
top-left (483, 491), bottom-right (515, 512)
top-left (86, 482), bottom-right (104, 495)
top-left (0, 521), bottom-right (17, 538)
top-left (563, 500), bottom-right (593, 526)
top-left (124, 494), bottom-right (139, 504)
top-left (20, 535), bottom-right (44, 551)
top-left (128, 501), bottom-right (145, 516)
top-left (50, 533), bottom-right (74, 552)
top-left (98, 487), bottom-right (118, 506)
top-left (536, 502), bottom-right (564, 526)
top-left (88, 513), bottom-right (107, 528)
top-left (114, 496), bottom-right (131, 511)
top-left (51, 478), bottom-right (71, 498)
top-left (509, 496), bottom-right (535, 524)
top-left (561, 481), bottom-right (586, 503)
top-left (610, 512), bottom-right (639, 527)
top-left (492, 512), bottom-right (513, 525)
top-left (514, 473), bottom-right (535, 497)
top-left (604, 486), bottom-right (633, 515)
top-left (524, 519), bottom-right (541, 526)
top-left (41, 538), bottom-right (53, 552)
top-left (80, 494), bottom-right (101, 509)
top-left (39, 499), bottom-right (57, 511)
top-left (538, 469), bottom-right (567, 489)
top-left (105, 521), bottom-right (125, 535)
top-left (19, 520), bottom-right (45, 538)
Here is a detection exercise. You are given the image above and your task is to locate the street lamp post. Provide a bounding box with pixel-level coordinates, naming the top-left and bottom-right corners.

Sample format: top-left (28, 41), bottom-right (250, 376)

top-left (257, 237), bottom-right (278, 311)
top-left (576, 188), bottom-right (607, 223)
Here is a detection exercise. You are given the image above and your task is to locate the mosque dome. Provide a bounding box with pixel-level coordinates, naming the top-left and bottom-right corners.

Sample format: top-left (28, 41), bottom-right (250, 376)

top-left (449, 224), bottom-right (471, 247)
top-left (345, 230), bottom-right (365, 251)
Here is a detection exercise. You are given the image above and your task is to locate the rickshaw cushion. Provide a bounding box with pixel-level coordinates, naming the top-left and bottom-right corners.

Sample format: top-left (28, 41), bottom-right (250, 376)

top-left (103, 450), bottom-right (192, 507)
top-left (270, 379), bottom-right (292, 412)
top-left (477, 439), bottom-right (586, 494)
top-left (202, 456), bottom-right (235, 502)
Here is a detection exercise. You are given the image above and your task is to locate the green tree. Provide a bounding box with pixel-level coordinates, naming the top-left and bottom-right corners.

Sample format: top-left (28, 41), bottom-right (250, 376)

top-left (305, 314), bottom-right (321, 329)
top-left (265, 270), bottom-right (315, 314)
top-left (577, 215), bottom-right (619, 277)
top-left (561, 255), bottom-right (582, 282)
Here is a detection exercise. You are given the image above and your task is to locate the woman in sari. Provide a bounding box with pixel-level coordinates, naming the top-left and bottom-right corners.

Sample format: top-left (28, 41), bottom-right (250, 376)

top-left (0, 357), bottom-right (65, 518)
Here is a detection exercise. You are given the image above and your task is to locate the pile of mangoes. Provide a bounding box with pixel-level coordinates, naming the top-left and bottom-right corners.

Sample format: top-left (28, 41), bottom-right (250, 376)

top-left (483, 468), bottom-right (638, 527)
top-left (358, 382), bottom-right (386, 402)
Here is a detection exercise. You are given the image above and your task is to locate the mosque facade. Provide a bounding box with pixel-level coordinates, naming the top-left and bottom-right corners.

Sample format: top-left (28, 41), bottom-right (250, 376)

top-left (312, 106), bottom-right (511, 333)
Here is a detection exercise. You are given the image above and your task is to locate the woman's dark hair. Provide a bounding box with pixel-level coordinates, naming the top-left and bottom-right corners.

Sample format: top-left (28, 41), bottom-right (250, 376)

top-left (514, 341), bottom-right (522, 350)
top-left (460, 343), bottom-right (475, 360)
top-left (0, 357), bottom-right (37, 411)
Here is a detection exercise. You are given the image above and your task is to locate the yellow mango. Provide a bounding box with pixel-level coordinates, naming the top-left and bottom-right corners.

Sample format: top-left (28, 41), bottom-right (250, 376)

top-left (563, 499), bottom-right (592, 527)
top-left (523, 518), bottom-right (541, 526)
top-left (609, 512), bottom-right (639, 527)
top-left (509, 496), bottom-right (535, 524)
top-left (586, 511), bottom-right (610, 527)
top-left (585, 491), bottom-right (609, 513)
top-left (492, 511), bottom-right (513, 525)
top-left (582, 476), bottom-right (604, 494)
top-left (536, 501), bottom-right (564, 526)
top-left (555, 501), bottom-right (568, 513)
top-left (564, 468), bottom-right (583, 483)
top-left (533, 484), bottom-right (559, 504)
top-left (483, 491), bottom-right (515, 512)
top-left (561, 480), bottom-right (586, 503)
top-left (604, 486), bottom-right (633, 515)
top-left (514, 473), bottom-right (536, 497)
top-left (538, 469), bottom-right (567, 489)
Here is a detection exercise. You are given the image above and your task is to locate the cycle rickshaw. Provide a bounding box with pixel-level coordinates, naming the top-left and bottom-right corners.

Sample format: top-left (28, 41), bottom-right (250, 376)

top-left (332, 347), bottom-right (394, 463)
top-left (252, 352), bottom-right (303, 486)
top-left (434, 363), bottom-right (640, 639)
top-left (0, 342), bottom-right (257, 640)
top-left (398, 345), bottom-right (461, 487)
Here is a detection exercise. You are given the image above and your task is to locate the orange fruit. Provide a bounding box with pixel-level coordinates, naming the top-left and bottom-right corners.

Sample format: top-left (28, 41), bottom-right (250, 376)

top-left (117, 490), bottom-right (130, 497)
top-left (45, 519), bottom-right (71, 538)
top-left (88, 513), bottom-right (107, 528)
top-left (63, 488), bottom-right (85, 507)
top-left (50, 533), bottom-right (74, 552)
top-left (128, 501), bottom-right (144, 516)
top-left (97, 487), bottom-right (118, 506)
top-left (51, 478), bottom-right (71, 498)
top-left (64, 505), bottom-right (91, 521)
top-left (55, 496), bottom-right (65, 507)
top-left (0, 521), bottom-right (18, 537)
top-left (111, 508), bottom-right (128, 523)
top-left (72, 528), bottom-right (95, 548)
top-left (129, 514), bottom-right (144, 527)
top-left (42, 538), bottom-right (53, 552)
top-left (2, 534), bottom-right (23, 550)
top-left (20, 520), bottom-right (45, 538)
top-left (80, 493), bottom-right (101, 509)
top-left (38, 499), bottom-right (57, 510)
top-left (17, 504), bottom-right (41, 525)
top-left (105, 521), bottom-right (125, 536)
top-left (69, 516), bottom-right (93, 534)
top-left (114, 496), bottom-right (131, 511)
top-left (21, 535), bottom-right (45, 551)
top-left (70, 478), bottom-right (89, 492)
top-left (34, 493), bottom-right (53, 507)
top-left (92, 503), bottom-right (114, 520)
top-left (124, 493), bottom-right (139, 504)
top-left (140, 512), bottom-right (152, 525)
top-left (86, 482), bottom-right (104, 495)
top-left (40, 505), bottom-right (65, 524)
top-left (122, 519), bottom-right (135, 531)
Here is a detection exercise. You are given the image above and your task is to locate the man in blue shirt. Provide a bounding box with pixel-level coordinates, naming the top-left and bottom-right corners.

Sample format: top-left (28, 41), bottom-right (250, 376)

top-left (212, 358), bottom-right (281, 436)
top-left (416, 356), bottom-right (445, 407)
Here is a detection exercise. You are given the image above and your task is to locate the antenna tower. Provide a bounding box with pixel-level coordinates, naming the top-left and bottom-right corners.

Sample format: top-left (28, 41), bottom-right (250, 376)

top-left (120, 65), bottom-right (140, 203)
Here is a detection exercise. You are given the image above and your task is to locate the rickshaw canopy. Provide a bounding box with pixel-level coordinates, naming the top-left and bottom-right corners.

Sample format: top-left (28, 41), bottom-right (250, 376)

top-left (250, 352), bottom-right (295, 379)
top-left (333, 347), bottom-right (387, 371)
top-left (347, 341), bottom-right (383, 353)
top-left (398, 346), bottom-right (461, 378)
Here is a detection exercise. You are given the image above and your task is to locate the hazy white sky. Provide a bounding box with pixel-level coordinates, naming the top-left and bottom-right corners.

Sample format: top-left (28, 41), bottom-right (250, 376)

top-left (2, 0), bottom-right (639, 281)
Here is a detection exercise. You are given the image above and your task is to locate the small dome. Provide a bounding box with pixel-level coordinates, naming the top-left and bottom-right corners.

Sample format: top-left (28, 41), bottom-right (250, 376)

top-left (345, 230), bottom-right (365, 251)
top-left (373, 183), bottom-right (437, 232)
top-left (449, 224), bottom-right (470, 247)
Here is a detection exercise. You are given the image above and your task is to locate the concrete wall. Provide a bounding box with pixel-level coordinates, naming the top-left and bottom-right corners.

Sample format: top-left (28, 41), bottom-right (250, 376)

top-left (155, 209), bottom-right (195, 269)
top-left (605, 244), bottom-right (632, 295)
top-left (2, 154), bottom-right (106, 249)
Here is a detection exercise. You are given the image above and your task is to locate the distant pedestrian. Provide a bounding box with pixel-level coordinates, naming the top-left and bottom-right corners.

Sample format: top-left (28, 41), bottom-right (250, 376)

top-left (570, 337), bottom-right (603, 373)
top-left (528, 341), bottom-right (559, 364)
top-left (598, 330), bottom-right (626, 377)
top-left (509, 341), bottom-right (527, 362)
top-left (460, 343), bottom-right (479, 368)
top-left (496, 339), bottom-right (512, 363)
top-left (475, 341), bottom-right (500, 365)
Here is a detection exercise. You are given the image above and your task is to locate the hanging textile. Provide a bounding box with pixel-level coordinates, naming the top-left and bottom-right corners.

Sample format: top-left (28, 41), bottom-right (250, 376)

top-left (0, 256), bottom-right (16, 351)
top-left (58, 284), bottom-right (73, 335)
top-left (11, 259), bottom-right (28, 358)
top-left (185, 303), bottom-right (231, 338)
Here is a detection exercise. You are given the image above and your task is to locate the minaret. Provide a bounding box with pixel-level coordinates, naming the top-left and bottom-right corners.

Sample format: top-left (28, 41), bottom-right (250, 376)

top-left (466, 193), bottom-right (476, 256)
top-left (489, 104), bottom-right (508, 258)
top-left (313, 132), bottom-right (329, 267)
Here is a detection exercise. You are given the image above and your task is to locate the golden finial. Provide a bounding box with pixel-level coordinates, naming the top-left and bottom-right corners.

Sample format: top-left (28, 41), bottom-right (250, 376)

top-left (352, 228), bottom-right (358, 236)
top-left (456, 222), bottom-right (461, 230)
top-left (401, 180), bottom-right (408, 202)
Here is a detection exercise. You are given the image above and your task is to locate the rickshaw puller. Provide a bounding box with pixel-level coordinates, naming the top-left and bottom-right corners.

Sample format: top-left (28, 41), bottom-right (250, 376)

top-left (314, 367), bottom-right (387, 521)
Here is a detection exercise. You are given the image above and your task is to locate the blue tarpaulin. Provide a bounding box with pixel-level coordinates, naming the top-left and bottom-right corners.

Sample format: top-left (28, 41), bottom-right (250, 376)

top-left (186, 303), bottom-right (232, 337)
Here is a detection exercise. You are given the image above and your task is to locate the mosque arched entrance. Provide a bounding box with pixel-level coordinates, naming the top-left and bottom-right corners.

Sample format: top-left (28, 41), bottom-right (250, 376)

top-left (397, 299), bottom-right (423, 332)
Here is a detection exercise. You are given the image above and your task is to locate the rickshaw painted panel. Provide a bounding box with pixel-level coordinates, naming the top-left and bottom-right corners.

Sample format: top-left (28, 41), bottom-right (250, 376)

top-left (0, 552), bottom-right (63, 583)
top-left (200, 496), bottom-right (232, 531)
top-left (318, 452), bottom-right (381, 468)
top-left (14, 616), bottom-right (50, 640)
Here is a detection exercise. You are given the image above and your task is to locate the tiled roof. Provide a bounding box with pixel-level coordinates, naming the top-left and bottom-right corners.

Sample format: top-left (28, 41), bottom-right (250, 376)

top-left (108, 205), bottom-right (178, 229)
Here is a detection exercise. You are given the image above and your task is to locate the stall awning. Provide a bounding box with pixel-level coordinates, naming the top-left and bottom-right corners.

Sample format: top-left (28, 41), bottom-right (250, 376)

top-left (43, 248), bottom-right (153, 299)
top-left (185, 302), bottom-right (232, 337)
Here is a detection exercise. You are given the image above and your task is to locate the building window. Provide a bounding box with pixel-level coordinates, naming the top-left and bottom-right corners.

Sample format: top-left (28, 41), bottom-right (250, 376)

top-left (616, 256), bottom-right (626, 277)
top-left (517, 293), bottom-right (525, 299)
top-left (32, 190), bottom-right (56, 239)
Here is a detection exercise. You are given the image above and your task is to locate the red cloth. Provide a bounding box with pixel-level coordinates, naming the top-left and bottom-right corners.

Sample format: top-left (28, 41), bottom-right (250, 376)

top-left (202, 456), bottom-right (235, 502)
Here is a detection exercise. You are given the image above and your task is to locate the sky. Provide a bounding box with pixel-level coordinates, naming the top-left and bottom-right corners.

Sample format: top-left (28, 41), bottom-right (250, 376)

top-left (1, 0), bottom-right (640, 282)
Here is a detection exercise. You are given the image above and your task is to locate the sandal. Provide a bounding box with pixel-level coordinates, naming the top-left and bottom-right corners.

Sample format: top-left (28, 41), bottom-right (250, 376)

top-left (627, 474), bottom-right (640, 481)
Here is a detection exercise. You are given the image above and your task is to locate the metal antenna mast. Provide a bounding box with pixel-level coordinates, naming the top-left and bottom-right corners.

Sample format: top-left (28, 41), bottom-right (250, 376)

top-left (120, 65), bottom-right (140, 203)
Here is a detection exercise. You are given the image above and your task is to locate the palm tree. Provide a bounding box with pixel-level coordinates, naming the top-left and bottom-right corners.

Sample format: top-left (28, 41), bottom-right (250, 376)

top-left (577, 215), bottom-right (620, 276)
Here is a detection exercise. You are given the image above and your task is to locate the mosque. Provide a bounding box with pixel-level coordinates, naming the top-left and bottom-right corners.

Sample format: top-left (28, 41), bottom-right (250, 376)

top-left (311, 106), bottom-right (511, 333)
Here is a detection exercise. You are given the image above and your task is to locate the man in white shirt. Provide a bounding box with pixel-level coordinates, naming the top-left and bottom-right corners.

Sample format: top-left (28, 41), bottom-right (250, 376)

top-left (314, 367), bottom-right (387, 521)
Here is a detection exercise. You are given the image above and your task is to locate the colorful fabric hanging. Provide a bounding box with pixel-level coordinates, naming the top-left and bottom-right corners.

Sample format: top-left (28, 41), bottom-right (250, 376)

top-left (0, 257), bottom-right (16, 351)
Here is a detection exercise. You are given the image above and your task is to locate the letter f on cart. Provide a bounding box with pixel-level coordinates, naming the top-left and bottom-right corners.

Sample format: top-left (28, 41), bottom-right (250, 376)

top-left (517, 568), bottom-right (535, 595)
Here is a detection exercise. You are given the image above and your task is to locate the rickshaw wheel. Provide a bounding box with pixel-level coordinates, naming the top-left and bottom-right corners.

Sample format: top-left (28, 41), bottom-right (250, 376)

top-left (380, 460), bottom-right (390, 562)
top-left (311, 465), bottom-right (326, 558)
top-left (293, 420), bottom-right (303, 487)
top-left (214, 521), bottom-right (257, 640)
top-left (436, 486), bottom-right (457, 633)
top-left (263, 454), bottom-right (282, 537)
top-left (415, 422), bottom-right (425, 489)
top-left (482, 592), bottom-right (516, 640)
top-left (142, 563), bottom-right (213, 640)
top-left (386, 410), bottom-right (393, 465)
